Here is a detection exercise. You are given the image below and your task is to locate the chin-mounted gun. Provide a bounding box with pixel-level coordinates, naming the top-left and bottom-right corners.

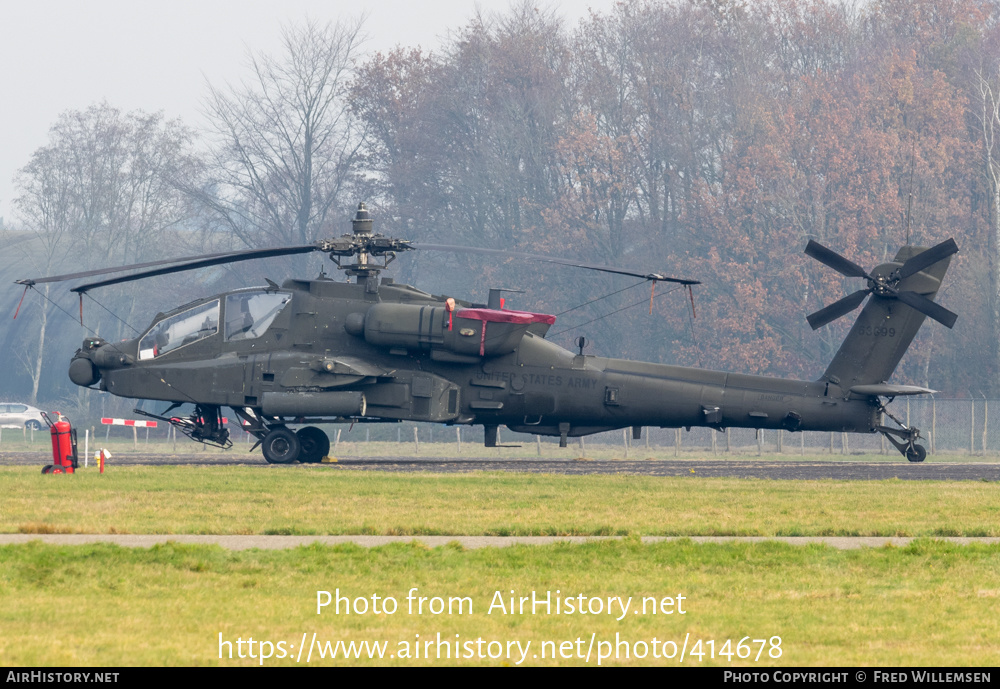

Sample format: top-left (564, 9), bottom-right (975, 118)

top-left (136, 404), bottom-right (232, 449)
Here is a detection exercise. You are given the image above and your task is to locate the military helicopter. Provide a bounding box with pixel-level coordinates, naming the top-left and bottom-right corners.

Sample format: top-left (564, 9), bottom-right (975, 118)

top-left (16, 203), bottom-right (957, 463)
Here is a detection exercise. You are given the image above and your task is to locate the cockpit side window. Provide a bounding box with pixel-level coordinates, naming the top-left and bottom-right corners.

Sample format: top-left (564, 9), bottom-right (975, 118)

top-left (138, 300), bottom-right (220, 360)
top-left (224, 291), bottom-right (292, 342)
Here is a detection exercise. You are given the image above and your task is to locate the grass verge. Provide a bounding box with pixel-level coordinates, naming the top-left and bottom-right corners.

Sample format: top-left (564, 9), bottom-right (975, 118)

top-left (0, 540), bottom-right (997, 666)
top-left (1, 466), bottom-right (998, 536)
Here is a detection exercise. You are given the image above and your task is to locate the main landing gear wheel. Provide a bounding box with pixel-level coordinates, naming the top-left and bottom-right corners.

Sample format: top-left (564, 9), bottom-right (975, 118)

top-left (262, 427), bottom-right (301, 464)
top-left (906, 444), bottom-right (927, 463)
top-left (296, 426), bottom-right (330, 464)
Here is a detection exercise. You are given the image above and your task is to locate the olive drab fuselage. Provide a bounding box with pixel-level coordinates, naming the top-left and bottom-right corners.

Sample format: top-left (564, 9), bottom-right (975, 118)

top-left (71, 275), bottom-right (879, 443)
top-left (66, 241), bottom-right (954, 460)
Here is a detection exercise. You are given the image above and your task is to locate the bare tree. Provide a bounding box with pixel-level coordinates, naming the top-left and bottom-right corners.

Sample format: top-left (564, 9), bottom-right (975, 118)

top-left (975, 66), bottom-right (1000, 387)
top-left (10, 144), bottom-right (74, 403)
top-left (199, 17), bottom-right (367, 249)
top-left (13, 102), bottom-right (201, 404)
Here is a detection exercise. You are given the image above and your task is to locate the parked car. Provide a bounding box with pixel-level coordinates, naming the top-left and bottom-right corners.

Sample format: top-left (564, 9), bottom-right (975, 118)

top-left (0, 403), bottom-right (47, 430)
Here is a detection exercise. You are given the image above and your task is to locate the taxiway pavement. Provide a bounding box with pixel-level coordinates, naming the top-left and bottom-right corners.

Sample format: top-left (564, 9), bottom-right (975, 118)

top-left (3, 451), bottom-right (999, 480)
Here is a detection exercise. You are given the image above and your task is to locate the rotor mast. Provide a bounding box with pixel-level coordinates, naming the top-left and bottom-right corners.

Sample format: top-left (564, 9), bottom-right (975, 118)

top-left (353, 203), bottom-right (372, 276)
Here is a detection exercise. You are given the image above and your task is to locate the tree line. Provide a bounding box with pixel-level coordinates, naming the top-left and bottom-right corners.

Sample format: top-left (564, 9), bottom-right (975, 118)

top-left (4, 0), bottom-right (1000, 412)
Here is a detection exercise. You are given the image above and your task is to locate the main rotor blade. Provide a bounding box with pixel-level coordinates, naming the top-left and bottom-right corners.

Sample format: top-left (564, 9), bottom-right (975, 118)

top-left (895, 238), bottom-right (959, 281)
top-left (16, 249), bottom-right (259, 287)
top-left (804, 240), bottom-right (871, 279)
top-left (70, 245), bottom-right (320, 294)
top-left (806, 289), bottom-right (870, 330)
top-left (894, 290), bottom-right (958, 329)
top-left (412, 243), bottom-right (700, 285)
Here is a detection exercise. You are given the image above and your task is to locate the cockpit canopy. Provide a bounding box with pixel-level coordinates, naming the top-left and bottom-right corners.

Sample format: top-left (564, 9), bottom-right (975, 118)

top-left (137, 290), bottom-right (291, 360)
top-left (223, 291), bottom-right (292, 341)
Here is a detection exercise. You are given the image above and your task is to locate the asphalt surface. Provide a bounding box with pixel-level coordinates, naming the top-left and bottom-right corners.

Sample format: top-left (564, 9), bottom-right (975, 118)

top-left (3, 451), bottom-right (1000, 480)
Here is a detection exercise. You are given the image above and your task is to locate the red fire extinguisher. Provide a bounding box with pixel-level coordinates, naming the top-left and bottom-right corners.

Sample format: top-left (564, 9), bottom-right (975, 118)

top-left (41, 411), bottom-right (78, 475)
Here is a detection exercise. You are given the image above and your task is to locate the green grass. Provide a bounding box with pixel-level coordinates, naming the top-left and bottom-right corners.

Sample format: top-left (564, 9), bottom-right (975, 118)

top-left (3, 464), bottom-right (998, 667)
top-left (1, 540), bottom-right (998, 666)
top-left (1, 466), bottom-right (998, 537)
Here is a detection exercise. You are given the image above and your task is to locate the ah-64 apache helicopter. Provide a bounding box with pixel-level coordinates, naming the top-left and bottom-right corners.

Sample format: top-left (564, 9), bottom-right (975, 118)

top-left (16, 203), bottom-right (957, 463)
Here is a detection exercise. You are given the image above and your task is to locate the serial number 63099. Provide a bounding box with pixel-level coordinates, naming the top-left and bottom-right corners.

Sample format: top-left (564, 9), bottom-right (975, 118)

top-left (861, 326), bottom-right (895, 337)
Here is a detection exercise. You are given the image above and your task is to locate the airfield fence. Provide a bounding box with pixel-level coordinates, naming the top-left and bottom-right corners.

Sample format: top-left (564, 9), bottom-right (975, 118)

top-left (5, 397), bottom-right (998, 458)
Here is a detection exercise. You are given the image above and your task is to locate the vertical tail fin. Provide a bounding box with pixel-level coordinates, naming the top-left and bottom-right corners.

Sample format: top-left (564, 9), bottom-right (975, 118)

top-left (818, 244), bottom-right (954, 388)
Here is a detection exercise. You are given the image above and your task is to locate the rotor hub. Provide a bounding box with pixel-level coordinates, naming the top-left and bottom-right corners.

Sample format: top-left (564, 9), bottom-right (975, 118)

top-left (317, 202), bottom-right (413, 280)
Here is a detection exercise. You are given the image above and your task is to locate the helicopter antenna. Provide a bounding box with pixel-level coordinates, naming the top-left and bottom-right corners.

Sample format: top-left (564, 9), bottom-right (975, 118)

top-left (905, 140), bottom-right (916, 245)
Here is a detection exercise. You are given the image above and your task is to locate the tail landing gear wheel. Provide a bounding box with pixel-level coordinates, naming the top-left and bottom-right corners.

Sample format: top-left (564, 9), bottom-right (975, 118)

top-left (262, 427), bottom-right (301, 464)
top-left (906, 444), bottom-right (927, 463)
top-left (296, 426), bottom-right (330, 464)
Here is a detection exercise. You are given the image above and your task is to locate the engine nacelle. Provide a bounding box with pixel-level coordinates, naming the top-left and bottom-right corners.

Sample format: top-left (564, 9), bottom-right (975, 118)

top-left (347, 303), bottom-right (555, 357)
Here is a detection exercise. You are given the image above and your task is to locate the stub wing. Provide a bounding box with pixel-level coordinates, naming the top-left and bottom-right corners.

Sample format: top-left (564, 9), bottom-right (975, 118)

top-left (849, 384), bottom-right (937, 397)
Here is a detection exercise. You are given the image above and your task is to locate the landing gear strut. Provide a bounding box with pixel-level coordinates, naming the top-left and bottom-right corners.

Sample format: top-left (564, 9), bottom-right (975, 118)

top-left (484, 425), bottom-right (498, 448)
top-left (875, 399), bottom-right (927, 462)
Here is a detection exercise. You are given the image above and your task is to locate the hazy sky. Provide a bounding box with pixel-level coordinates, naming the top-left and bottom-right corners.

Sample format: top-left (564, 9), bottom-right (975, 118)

top-left (0, 0), bottom-right (617, 223)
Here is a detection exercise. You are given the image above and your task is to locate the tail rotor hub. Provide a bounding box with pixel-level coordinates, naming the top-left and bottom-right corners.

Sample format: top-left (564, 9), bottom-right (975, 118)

top-left (870, 274), bottom-right (895, 297)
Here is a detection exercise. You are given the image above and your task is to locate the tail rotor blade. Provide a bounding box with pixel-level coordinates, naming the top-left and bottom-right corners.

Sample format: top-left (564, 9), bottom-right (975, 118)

top-left (806, 289), bottom-right (870, 330)
top-left (895, 238), bottom-right (958, 281)
top-left (894, 290), bottom-right (958, 329)
top-left (804, 240), bottom-right (871, 279)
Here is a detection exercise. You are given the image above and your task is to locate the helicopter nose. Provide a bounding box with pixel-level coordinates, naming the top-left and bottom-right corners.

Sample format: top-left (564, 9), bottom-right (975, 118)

top-left (69, 355), bottom-right (101, 387)
top-left (69, 337), bottom-right (131, 387)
